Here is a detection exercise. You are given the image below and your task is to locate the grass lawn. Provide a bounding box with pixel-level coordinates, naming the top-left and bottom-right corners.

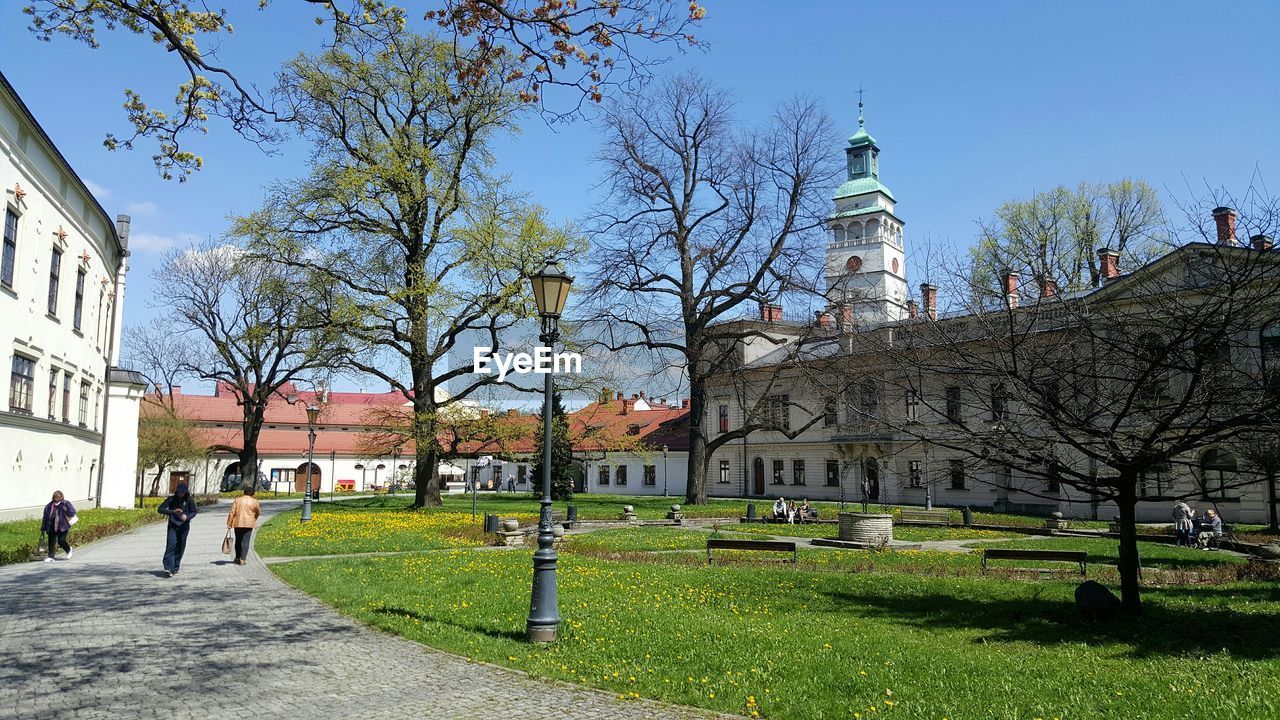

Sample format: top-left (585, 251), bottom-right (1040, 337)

top-left (254, 501), bottom-right (518, 557)
top-left (0, 507), bottom-right (166, 565)
top-left (722, 522), bottom-right (1017, 543)
top-left (271, 549), bottom-right (1280, 720)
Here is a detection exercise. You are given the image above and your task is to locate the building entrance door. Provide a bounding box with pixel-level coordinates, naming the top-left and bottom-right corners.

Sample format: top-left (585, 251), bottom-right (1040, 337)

top-left (752, 457), bottom-right (765, 495)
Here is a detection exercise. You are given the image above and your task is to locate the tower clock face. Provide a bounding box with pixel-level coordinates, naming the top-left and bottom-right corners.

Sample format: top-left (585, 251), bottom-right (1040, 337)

top-left (846, 255), bottom-right (863, 272)
top-left (891, 257), bottom-right (900, 274)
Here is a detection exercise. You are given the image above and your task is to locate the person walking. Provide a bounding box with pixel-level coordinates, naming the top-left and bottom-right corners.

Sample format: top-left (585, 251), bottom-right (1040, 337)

top-left (158, 483), bottom-right (198, 577)
top-left (40, 490), bottom-right (77, 562)
top-left (226, 483), bottom-right (261, 566)
top-left (1172, 499), bottom-right (1195, 547)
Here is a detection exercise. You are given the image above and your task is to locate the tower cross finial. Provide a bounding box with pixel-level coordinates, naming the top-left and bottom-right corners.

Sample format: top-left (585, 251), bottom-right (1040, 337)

top-left (856, 85), bottom-right (865, 128)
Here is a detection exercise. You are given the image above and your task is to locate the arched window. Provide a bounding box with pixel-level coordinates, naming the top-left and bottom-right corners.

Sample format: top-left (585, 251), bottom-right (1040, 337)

top-left (849, 221), bottom-right (863, 239)
top-left (866, 219), bottom-right (879, 238)
top-left (1200, 450), bottom-right (1237, 499)
top-left (834, 225), bottom-right (846, 243)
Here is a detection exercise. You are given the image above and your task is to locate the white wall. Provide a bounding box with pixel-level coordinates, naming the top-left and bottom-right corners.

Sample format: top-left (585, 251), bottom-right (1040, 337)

top-left (581, 452), bottom-right (688, 497)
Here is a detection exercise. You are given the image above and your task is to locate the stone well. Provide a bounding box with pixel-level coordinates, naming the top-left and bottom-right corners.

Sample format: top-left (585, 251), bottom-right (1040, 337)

top-left (838, 512), bottom-right (893, 545)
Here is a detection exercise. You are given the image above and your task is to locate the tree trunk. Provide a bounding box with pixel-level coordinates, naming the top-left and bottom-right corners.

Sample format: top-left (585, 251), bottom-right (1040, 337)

top-left (684, 375), bottom-right (708, 504)
top-left (1115, 477), bottom-right (1142, 614)
top-left (148, 464), bottom-right (166, 497)
top-left (239, 403), bottom-right (265, 493)
top-left (413, 444), bottom-right (442, 508)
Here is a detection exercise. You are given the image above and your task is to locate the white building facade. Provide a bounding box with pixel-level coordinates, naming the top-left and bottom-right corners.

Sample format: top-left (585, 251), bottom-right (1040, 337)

top-left (0, 70), bottom-right (140, 520)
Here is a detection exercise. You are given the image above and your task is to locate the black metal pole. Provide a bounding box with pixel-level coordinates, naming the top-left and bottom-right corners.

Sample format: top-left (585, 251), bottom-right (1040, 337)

top-left (301, 427), bottom-right (315, 521)
top-left (527, 316), bottom-right (560, 642)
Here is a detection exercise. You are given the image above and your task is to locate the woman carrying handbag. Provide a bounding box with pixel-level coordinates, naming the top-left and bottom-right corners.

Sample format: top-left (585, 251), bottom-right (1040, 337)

top-left (226, 483), bottom-right (261, 566)
top-left (40, 490), bottom-right (77, 562)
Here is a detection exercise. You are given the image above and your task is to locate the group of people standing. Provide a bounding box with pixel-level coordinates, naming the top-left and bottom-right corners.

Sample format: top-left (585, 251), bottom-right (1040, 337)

top-left (38, 482), bottom-right (261, 576)
top-left (771, 496), bottom-right (813, 523)
top-left (1172, 499), bottom-right (1224, 549)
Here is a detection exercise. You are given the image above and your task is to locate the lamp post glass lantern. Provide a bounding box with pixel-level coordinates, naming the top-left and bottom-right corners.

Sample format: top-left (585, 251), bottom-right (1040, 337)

top-left (527, 259), bottom-right (573, 643)
top-left (301, 404), bottom-right (320, 522)
top-left (662, 445), bottom-right (669, 497)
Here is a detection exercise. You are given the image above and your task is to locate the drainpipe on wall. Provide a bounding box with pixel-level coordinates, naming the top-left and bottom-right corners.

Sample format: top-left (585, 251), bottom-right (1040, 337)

top-left (94, 214), bottom-right (130, 508)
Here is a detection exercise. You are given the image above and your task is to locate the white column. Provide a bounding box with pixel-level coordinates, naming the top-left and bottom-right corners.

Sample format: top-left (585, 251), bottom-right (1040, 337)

top-left (101, 371), bottom-right (146, 507)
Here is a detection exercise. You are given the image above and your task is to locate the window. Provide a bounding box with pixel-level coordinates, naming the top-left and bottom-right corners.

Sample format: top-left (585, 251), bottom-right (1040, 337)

top-left (991, 383), bottom-right (1007, 422)
top-left (627, 424), bottom-right (641, 436)
top-left (47, 369), bottom-right (58, 419)
top-left (93, 388), bottom-right (100, 430)
top-left (1263, 322), bottom-right (1280, 391)
top-left (1138, 462), bottom-right (1170, 498)
top-left (718, 404), bottom-right (729, 433)
top-left (766, 394), bottom-right (791, 431)
top-left (47, 247), bottom-right (62, 316)
top-left (62, 374), bottom-right (72, 424)
top-left (616, 465), bottom-right (628, 486)
top-left (9, 354), bottom-right (35, 413)
top-left (825, 459), bottom-right (840, 487)
top-left (949, 459), bottom-right (966, 490)
top-left (517, 465), bottom-right (527, 484)
top-left (822, 397), bottom-right (837, 427)
top-left (1136, 334), bottom-right (1169, 405)
top-left (792, 459), bottom-right (806, 485)
top-left (597, 465), bottom-right (610, 485)
top-left (772, 459), bottom-right (785, 484)
top-left (1048, 460), bottom-right (1064, 494)
top-left (1, 209), bottom-right (16, 289)
top-left (905, 390), bottom-right (920, 422)
top-left (78, 380), bottom-right (90, 426)
top-left (73, 269), bottom-right (86, 332)
top-left (908, 460), bottom-right (922, 488)
top-left (719, 460), bottom-right (731, 484)
top-left (945, 386), bottom-right (962, 424)
top-left (1200, 450), bottom-right (1237, 499)
top-left (860, 380), bottom-right (878, 418)
top-left (643, 465), bottom-right (656, 486)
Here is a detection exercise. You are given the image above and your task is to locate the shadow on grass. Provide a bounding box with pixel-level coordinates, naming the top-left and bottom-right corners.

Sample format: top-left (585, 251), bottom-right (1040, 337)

top-left (371, 605), bottom-right (526, 642)
top-left (818, 585), bottom-right (1280, 660)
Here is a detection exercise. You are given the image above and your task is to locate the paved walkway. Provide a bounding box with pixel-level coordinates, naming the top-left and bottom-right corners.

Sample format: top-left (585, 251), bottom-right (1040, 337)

top-left (0, 502), bottom-right (724, 720)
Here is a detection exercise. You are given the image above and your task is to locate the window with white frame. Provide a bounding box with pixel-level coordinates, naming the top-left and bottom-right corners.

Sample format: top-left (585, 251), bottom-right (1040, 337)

top-left (1, 209), bottom-right (17, 289)
top-left (643, 465), bottom-right (656, 486)
top-left (772, 459), bottom-right (785, 484)
top-left (949, 459), bottom-right (966, 489)
top-left (792, 459), bottom-right (806, 485)
top-left (908, 460), bottom-right (922, 488)
top-left (616, 465), bottom-right (628, 486)
top-left (47, 247), bottom-right (62, 317)
top-left (825, 459), bottom-right (840, 486)
top-left (719, 460), bottom-right (731, 484)
top-left (9, 354), bottom-right (35, 413)
top-left (598, 465), bottom-right (610, 485)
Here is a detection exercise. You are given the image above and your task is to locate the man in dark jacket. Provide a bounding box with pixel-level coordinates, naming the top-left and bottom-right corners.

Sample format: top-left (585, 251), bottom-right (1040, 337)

top-left (40, 490), bottom-right (77, 562)
top-left (158, 483), bottom-right (198, 577)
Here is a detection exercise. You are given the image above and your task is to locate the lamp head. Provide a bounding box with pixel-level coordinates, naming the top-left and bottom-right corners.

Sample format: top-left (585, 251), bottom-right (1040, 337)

top-left (529, 258), bottom-right (574, 318)
top-left (306, 404), bottom-right (321, 426)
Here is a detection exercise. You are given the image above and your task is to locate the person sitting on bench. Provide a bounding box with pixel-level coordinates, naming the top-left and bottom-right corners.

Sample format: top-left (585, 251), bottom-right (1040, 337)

top-left (786, 499), bottom-right (798, 524)
top-left (798, 498), bottom-right (814, 521)
top-left (772, 497), bottom-right (787, 521)
top-left (1197, 509), bottom-right (1223, 549)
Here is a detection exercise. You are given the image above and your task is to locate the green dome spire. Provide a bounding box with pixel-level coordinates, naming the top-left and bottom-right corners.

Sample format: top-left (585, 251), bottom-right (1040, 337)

top-left (847, 95), bottom-right (876, 147)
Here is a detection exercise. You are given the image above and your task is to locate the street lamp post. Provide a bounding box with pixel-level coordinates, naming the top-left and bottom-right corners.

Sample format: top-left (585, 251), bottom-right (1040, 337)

top-left (301, 404), bottom-right (320, 522)
top-left (527, 258), bottom-right (573, 643)
top-left (662, 444), bottom-right (669, 497)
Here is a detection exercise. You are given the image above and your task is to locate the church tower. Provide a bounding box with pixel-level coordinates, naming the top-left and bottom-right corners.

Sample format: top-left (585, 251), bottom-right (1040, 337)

top-left (825, 101), bottom-right (908, 326)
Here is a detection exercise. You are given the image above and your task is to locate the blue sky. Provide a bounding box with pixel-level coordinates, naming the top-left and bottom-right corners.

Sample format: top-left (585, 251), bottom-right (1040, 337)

top-left (2, 1), bottom-right (1277, 397)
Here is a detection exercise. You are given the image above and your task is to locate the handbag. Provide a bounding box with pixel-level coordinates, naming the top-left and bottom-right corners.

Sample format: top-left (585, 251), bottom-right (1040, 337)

top-left (68, 514), bottom-right (79, 526)
top-left (221, 530), bottom-right (234, 555)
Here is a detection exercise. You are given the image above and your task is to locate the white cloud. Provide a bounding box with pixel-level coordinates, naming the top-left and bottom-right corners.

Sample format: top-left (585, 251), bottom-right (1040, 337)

top-left (125, 200), bottom-right (159, 217)
top-left (83, 179), bottom-right (111, 200)
top-left (128, 231), bottom-right (200, 255)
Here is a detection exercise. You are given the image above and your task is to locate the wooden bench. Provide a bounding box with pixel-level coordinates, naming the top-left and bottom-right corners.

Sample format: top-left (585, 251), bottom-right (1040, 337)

top-left (706, 539), bottom-right (798, 564)
top-left (981, 548), bottom-right (1087, 575)
top-left (898, 510), bottom-right (952, 526)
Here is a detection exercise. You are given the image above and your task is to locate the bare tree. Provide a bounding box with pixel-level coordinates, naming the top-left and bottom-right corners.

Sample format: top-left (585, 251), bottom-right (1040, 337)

top-left (124, 321), bottom-right (206, 500)
top-left (237, 29), bottom-right (576, 507)
top-left (152, 243), bottom-right (345, 488)
top-left (23, 0), bottom-right (705, 179)
top-left (869, 196), bottom-right (1280, 613)
top-left (584, 72), bottom-right (841, 504)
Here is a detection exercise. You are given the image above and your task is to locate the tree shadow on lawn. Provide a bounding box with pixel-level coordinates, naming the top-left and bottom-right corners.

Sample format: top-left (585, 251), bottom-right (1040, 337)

top-left (371, 605), bottom-right (526, 642)
top-left (819, 586), bottom-right (1280, 660)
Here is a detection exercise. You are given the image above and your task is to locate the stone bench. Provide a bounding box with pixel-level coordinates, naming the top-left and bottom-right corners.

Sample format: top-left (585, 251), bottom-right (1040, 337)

top-left (981, 548), bottom-right (1087, 575)
top-left (898, 510), bottom-right (952, 526)
top-left (706, 538), bottom-right (798, 564)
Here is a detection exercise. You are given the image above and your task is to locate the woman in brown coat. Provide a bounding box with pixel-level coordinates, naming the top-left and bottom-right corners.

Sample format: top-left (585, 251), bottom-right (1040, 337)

top-left (226, 484), bottom-right (261, 565)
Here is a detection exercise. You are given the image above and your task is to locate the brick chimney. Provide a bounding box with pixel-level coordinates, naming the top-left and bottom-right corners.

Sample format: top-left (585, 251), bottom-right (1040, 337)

top-left (1036, 275), bottom-right (1058, 298)
top-left (1249, 234), bottom-right (1274, 251)
top-left (621, 398), bottom-right (635, 415)
top-left (1000, 271), bottom-right (1019, 309)
top-left (839, 306), bottom-right (853, 330)
top-left (759, 302), bottom-right (783, 323)
top-left (815, 311), bottom-right (833, 329)
top-left (920, 283), bottom-right (938, 320)
top-left (907, 300), bottom-right (918, 319)
top-left (1212, 207), bottom-right (1237, 246)
top-left (681, 398), bottom-right (690, 409)
top-left (1097, 248), bottom-right (1120, 282)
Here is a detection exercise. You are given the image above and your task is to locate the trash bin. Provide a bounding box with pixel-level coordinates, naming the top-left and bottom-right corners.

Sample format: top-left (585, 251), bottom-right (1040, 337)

top-left (311, 489), bottom-right (320, 501)
top-left (746, 503), bottom-right (757, 520)
top-left (483, 512), bottom-right (498, 534)
top-left (567, 506), bottom-right (578, 523)
top-left (962, 506), bottom-right (974, 527)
